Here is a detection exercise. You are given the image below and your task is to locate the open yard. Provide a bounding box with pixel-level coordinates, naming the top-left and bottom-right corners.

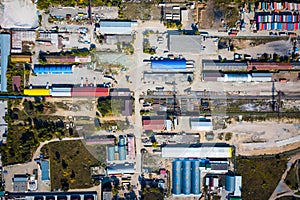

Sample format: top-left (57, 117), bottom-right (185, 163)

top-left (1, 99), bottom-right (72, 165)
top-left (41, 140), bottom-right (100, 191)
top-left (236, 156), bottom-right (288, 200)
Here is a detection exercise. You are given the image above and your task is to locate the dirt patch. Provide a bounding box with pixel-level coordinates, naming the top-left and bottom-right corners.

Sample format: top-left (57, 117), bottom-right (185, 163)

top-left (198, 0), bottom-right (240, 29)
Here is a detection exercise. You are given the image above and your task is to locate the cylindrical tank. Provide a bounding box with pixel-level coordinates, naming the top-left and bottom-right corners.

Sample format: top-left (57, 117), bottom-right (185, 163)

top-left (225, 175), bottom-right (235, 192)
top-left (192, 160), bottom-right (200, 194)
top-left (107, 145), bottom-right (115, 161)
top-left (172, 160), bottom-right (182, 195)
top-left (119, 135), bottom-right (126, 146)
top-left (118, 145), bottom-right (126, 160)
top-left (182, 160), bottom-right (191, 195)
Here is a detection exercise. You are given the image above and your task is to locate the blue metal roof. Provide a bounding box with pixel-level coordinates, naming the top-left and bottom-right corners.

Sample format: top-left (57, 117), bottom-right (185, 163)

top-left (0, 34), bottom-right (11, 92)
top-left (100, 21), bottom-right (135, 27)
top-left (41, 160), bottom-right (50, 181)
top-left (151, 59), bottom-right (186, 70)
top-left (34, 65), bottom-right (73, 74)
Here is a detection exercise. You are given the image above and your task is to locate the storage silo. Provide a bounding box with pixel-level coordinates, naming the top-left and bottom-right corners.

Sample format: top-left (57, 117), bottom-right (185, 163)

top-left (182, 160), bottom-right (191, 195)
top-left (172, 159), bottom-right (182, 195)
top-left (192, 160), bottom-right (200, 194)
top-left (118, 145), bottom-right (126, 160)
top-left (119, 135), bottom-right (126, 146)
top-left (225, 175), bottom-right (235, 192)
top-left (107, 145), bottom-right (115, 161)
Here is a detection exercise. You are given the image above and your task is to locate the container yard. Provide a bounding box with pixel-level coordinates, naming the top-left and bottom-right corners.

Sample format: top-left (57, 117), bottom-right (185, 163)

top-left (255, 12), bottom-right (300, 31)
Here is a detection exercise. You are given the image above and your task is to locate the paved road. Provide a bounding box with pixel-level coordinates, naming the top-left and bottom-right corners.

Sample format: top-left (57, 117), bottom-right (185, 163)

top-left (269, 153), bottom-right (300, 200)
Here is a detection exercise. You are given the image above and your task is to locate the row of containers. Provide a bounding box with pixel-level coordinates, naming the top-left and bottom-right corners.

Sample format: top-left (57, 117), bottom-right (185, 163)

top-left (256, 13), bottom-right (300, 23)
top-left (257, 22), bottom-right (300, 30)
top-left (256, 2), bottom-right (300, 11)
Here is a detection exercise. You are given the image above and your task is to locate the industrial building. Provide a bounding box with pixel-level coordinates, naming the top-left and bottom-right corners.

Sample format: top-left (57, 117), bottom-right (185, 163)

top-left (13, 175), bottom-right (28, 192)
top-left (106, 135), bottom-right (130, 162)
top-left (142, 118), bottom-right (166, 130)
top-left (106, 163), bottom-right (135, 175)
top-left (71, 87), bottom-right (109, 97)
top-left (225, 175), bottom-right (242, 198)
top-left (168, 35), bottom-right (202, 53)
top-left (247, 62), bottom-right (292, 71)
top-left (0, 33), bottom-right (10, 92)
top-left (189, 117), bottom-right (213, 131)
top-left (127, 134), bottom-right (135, 159)
top-left (24, 88), bottom-right (51, 96)
top-left (161, 143), bottom-right (232, 158)
top-left (0, 100), bottom-right (8, 144)
top-left (172, 158), bottom-right (229, 196)
top-left (202, 60), bottom-right (248, 71)
top-left (10, 54), bottom-right (32, 63)
top-left (98, 20), bottom-right (137, 35)
top-left (33, 64), bottom-right (73, 75)
top-left (41, 160), bottom-right (50, 181)
top-left (251, 73), bottom-right (272, 82)
top-left (11, 31), bottom-right (36, 53)
top-left (5, 191), bottom-right (97, 200)
top-left (50, 87), bottom-right (72, 97)
top-left (151, 59), bottom-right (187, 71)
top-left (41, 55), bottom-right (91, 64)
top-left (224, 73), bottom-right (252, 82)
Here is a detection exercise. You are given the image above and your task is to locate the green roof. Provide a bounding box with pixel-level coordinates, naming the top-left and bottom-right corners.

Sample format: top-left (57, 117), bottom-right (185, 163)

top-left (230, 197), bottom-right (242, 200)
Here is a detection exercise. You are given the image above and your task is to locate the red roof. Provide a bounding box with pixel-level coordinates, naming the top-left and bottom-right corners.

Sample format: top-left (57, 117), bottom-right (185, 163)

top-left (71, 87), bottom-right (109, 97)
top-left (12, 76), bottom-right (21, 92)
top-left (248, 62), bottom-right (292, 70)
top-left (143, 119), bottom-right (165, 130)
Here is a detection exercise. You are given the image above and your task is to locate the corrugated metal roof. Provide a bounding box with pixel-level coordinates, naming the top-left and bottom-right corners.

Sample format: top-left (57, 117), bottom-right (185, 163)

top-left (24, 89), bottom-right (50, 96)
top-left (0, 34), bottom-right (11, 92)
top-left (99, 21), bottom-right (137, 35)
top-left (71, 87), bottom-right (109, 97)
top-left (161, 144), bottom-right (232, 158)
top-left (34, 64), bottom-right (73, 74)
top-left (202, 60), bottom-right (248, 71)
top-left (151, 59), bottom-right (186, 70)
top-left (106, 163), bottom-right (135, 175)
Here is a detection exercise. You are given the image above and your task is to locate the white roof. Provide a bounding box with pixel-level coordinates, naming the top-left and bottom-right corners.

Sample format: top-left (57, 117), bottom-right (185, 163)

top-left (234, 176), bottom-right (242, 197)
top-left (161, 145), bottom-right (232, 158)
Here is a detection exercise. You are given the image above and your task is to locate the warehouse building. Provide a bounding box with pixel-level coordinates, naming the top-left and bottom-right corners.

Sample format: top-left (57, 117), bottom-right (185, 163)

top-left (5, 191), bottom-right (98, 200)
top-left (71, 87), bottom-right (109, 97)
top-left (202, 60), bottom-right (248, 71)
top-left (151, 59), bottom-right (187, 71)
top-left (225, 175), bottom-right (242, 197)
top-left (224, 73), bottom-right (252, 82)
top-left (247, 62), bottom-right (292, 71)
top-left (168, 35), bottom-right (202, 53)
top-left (50, 87), bottom-right (72, 97)
top-left (98, 20), bottom-right (137, 35)
top-left (190, 117), bottom-right (213, 131)
top-left (202, 71), bottom-right (224, 81)
top-left (33, 64), bottom-right (73, 75)
top-left (106, 163), bottom-right (135, 175)
top-left (162, 143), bottom-right (232, 158)
top-left (251, 72), bottom-right (272, 82)
top-left (24, 88), bottom-right (51, 96)
top-left (0, 33), bottom-right (10, 92)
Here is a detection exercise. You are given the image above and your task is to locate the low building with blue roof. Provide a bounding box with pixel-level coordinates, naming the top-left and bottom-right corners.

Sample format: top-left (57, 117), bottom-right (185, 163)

top-left (0, 33), bottom-right (11, 92)
top-left (33, 64), bottom-right (73, 75)
top-left (151, 59), bottom-right (187, 71)
top-left (41, 160), bottom-right (50, 181)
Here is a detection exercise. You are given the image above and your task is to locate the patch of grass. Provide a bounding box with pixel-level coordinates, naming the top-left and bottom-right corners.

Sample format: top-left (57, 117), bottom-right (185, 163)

top-left (236, 156), bottom-right (288, 200)
top-left (41, 140), bottom-right (100, 191)
top-left (285, 162), bottom-right (299, 190)
top-left (1, 99), bottom-right (71, 165)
